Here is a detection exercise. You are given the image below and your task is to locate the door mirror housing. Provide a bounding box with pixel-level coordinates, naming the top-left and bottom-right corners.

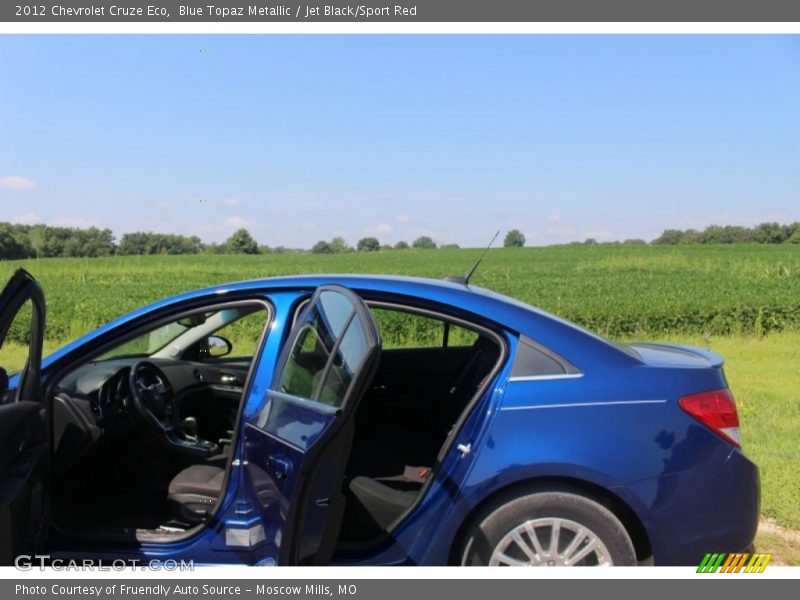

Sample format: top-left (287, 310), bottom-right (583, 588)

top-left (206, 335), bottom-right (233, 358)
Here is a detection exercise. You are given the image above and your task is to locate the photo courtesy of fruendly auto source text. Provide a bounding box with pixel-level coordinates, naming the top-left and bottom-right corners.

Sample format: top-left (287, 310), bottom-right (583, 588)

top-left (0, 0), bottom-right (798, 598)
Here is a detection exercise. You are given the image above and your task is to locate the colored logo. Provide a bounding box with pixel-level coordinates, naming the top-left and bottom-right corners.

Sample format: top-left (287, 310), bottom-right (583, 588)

top-left (697, 552), bottom-right (772, 573)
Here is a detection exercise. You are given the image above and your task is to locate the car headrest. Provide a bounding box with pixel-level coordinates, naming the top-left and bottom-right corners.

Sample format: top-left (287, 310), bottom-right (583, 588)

top-left (0, 367), bottom-right (8, 396)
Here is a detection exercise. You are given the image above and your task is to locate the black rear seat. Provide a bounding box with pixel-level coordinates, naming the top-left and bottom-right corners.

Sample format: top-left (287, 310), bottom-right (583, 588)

top-left (343, 337), bottom-right (500, 537)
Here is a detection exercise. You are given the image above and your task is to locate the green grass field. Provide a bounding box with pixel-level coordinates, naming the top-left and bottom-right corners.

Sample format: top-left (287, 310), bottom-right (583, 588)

top-left (0, 244), bottom-right (799, 343)
top-left (0, 244), bottom-right (798, 548)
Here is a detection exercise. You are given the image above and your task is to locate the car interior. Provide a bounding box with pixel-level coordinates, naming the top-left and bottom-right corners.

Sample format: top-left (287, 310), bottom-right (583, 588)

top-left (49, 302), bottom-right (271, 540)
top-left (338, 306), bottom-right (502, 546)
top-left (46, 296), bottom-right (503, 550)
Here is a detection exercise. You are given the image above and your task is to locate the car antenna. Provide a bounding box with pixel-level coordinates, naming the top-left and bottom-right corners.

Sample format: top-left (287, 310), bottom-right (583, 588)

top-left (445, 230), bottom-right (500, 285)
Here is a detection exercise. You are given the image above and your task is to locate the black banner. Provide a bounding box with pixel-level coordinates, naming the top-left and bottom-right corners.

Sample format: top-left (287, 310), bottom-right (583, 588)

top-left (4, 579), bottom-right (800, 600)
top-left (5, 0), bottom-right (800, 22)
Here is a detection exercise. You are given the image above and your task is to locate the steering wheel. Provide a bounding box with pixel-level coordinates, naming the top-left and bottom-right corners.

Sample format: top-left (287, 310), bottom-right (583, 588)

top-left (128, 361), bottom-right (176, 432)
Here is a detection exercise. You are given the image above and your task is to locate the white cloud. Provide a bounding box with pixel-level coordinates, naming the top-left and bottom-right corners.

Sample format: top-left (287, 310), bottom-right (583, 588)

top-left (394, 213), bottom-right (411, 223)
top-left (12, 212), bottom-right (40, 225)
top-left (0, 175), bottom-right (37, 190)
top-left (547, 213), bottom-right (562, 222)
top-left (225, 216), bottom-right (250, 228)
top-left (223, 197), bottom-right (241, 207)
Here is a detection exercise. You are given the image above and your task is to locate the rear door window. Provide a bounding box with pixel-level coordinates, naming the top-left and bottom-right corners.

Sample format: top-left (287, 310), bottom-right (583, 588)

top-left (370, 307), bottom-right (478, 349)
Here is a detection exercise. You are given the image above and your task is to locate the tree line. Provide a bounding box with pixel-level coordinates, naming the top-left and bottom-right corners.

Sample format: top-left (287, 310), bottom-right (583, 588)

top-left (651, 222), bottom-right (800, 245)
top-left (3, 220), bottom-right (796, 261)
top-left (0, 223), bottom-right (530, 260)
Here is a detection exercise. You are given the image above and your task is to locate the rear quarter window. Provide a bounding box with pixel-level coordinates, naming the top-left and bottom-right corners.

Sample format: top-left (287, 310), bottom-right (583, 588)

top-left (511, 336), bottom-right (580, 377)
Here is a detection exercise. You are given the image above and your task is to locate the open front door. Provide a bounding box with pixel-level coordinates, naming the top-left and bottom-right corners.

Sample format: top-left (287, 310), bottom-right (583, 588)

top-left (246, 285), bottom-right (380, 565)
top-left (0, 269), bottom-right (47, 565)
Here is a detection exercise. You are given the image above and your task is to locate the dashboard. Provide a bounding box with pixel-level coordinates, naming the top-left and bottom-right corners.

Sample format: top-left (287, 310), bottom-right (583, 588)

top-left (52, 356), bottom-right (252, 473)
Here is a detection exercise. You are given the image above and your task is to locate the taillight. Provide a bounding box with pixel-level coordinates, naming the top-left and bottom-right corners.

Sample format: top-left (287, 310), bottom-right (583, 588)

top-left (679, 388), bottom-right (741, 448)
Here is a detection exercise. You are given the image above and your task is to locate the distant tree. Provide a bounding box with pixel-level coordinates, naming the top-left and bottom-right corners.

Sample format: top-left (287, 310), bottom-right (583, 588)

top-left (0, 223), bottom-right (29, 260)
top-left (503, 229), bottom-right (525, 248)
top-left (63, 237), bottom-right (82, 257)
top-left (330, 236), bottom-right (350, 254)
top-left (380, 244), bottom-right (393, 251)
top-left (118, 232), bottom-right (148, 255)
top-left (204, 243), bottom-right (226, 255)
top-left (651, 229), bottom-right (684, 245)
top-left (753, 222), bottom-right (789, 244)
top-left (394, 241), bottom-right (409, 250)
top-left (225, 228), bottom-right (258, 254)
top-left (441, 243), bottom-right (460, 250)
top-left (27, 224), bottom-right (46, 258)
top-left (357, 237), bottom-right (380, 252)
top-left (583, 238), bottom-right (598, 246)
top-left (412, 236), bottom-right (437, 249)
top-left (678, 229), bottom-right (700, 244)
top-left (787, 227), bottom-right (800, 244)
top-left (82, 227), bottom-right (115, 257)
top-left (623, 238), bottom-right (646, 245)
top-left (118, 232), bottom-right (203, 255)
top-left (312, 240), bottom-right (333, 254)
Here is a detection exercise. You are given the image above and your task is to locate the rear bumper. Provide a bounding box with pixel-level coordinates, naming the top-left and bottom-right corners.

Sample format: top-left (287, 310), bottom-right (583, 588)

top-left (629, 450), bottom-right (760, 566)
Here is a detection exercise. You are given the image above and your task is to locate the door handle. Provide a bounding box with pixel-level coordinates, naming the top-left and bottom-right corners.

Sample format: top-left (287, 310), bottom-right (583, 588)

top-left (267, 455), bottom-right (292, 480)
top-left (220, 373), bottom-right (242, 385)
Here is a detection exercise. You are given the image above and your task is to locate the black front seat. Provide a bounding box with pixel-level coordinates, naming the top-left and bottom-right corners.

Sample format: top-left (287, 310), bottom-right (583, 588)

top-left (168, 464), bottom-right (225, 523)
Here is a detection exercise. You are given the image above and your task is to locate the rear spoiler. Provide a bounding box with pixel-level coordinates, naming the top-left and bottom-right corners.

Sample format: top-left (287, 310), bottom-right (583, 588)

top-left (628, 342), bottom-right (725, 368)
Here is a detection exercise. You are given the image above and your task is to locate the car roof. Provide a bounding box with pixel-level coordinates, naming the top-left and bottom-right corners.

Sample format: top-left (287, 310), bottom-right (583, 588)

top-left (189, 274), bottom-right (635, 368)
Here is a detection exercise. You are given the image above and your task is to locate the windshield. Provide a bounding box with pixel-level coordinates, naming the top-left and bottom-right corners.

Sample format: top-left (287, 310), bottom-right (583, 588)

top-left (98, 318), bottom-right (200, 360)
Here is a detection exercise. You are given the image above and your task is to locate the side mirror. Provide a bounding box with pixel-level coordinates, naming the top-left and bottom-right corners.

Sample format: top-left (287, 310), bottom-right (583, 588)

top-left (206, 335), bottom-right (233, 358)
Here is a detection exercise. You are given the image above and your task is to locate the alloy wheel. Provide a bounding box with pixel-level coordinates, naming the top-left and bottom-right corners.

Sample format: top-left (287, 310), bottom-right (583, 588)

top-left (489, 517), bottom-right (613, 566)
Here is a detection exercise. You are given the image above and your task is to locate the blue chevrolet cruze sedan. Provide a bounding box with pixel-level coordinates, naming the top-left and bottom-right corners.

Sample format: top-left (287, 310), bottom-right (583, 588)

top-left (0, 268), bottom-right (759, 566)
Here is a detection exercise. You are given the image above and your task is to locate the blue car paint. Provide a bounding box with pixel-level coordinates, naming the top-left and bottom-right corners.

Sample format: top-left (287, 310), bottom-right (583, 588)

top-left (30, 274), bottom-right (758, 566)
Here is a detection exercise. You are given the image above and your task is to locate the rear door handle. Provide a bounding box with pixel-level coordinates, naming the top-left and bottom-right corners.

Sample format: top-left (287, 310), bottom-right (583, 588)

top-left (267, 455), bottom-right (292, 480)
top-left (220, 372), bottom-right (242, 385)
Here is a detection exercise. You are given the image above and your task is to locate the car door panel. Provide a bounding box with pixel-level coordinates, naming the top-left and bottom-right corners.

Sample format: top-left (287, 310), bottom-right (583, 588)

top-left (244, 285), bottom-right (380, 565)
top-left (0, 269), bottom-right (47, 565)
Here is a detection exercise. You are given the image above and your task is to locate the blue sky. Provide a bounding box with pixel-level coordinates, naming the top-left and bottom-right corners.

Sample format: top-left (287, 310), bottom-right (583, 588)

top-left (1, 35), bottom-right (799, 247)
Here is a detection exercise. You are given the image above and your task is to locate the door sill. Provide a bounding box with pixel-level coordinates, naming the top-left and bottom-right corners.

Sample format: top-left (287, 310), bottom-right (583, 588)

top-left (51, 520), bottom-right (205, 545)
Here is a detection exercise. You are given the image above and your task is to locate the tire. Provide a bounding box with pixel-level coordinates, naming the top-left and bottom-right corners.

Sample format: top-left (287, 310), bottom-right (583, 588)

top-left (460, 490), bottom-right (636, 566)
